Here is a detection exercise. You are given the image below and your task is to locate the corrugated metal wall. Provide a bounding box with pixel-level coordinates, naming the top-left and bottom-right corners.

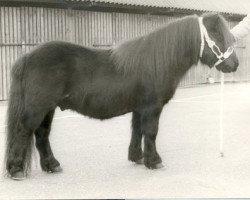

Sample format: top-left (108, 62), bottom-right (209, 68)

top-left (0, 6), bottom-right (249, 100)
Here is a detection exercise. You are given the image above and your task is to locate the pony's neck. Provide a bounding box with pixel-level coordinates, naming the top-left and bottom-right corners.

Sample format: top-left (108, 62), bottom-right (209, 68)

top-left (111, 15), bottom-right (201, 83)
top-left (171, 16), bottom-right (201, 79)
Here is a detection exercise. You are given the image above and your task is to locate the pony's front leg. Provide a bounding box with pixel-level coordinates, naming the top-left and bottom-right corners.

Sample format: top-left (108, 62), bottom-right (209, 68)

top-left (128, 112), bottom-right (143, 164)
top-left (141, 106), bottom-right (163, 169)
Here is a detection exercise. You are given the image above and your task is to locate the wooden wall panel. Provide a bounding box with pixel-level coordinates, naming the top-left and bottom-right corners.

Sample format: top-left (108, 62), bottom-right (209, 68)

top-left (0, 7), bottom-right (22, 100)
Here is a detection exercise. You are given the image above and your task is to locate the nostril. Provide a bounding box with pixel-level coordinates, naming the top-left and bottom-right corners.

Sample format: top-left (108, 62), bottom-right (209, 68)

top-left (235, 60), bottom-right (239, 67)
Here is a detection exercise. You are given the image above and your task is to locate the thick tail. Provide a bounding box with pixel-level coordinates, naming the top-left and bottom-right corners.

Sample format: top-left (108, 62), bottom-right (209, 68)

top-left (4, 55), bottom-right (34, 177)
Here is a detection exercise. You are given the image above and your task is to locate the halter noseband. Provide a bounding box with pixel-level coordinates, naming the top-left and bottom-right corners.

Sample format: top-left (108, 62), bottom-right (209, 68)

top-left (198, 17), bottom-right (234, 67)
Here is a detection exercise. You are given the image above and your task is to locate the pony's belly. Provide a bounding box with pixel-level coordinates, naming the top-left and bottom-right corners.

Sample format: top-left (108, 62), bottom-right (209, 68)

top-left (78, 102), bottom-right (132, 119)
top-left (60, 96), bottom-right (134, 120)
top-left (84, 107), bottom-right (131, 119)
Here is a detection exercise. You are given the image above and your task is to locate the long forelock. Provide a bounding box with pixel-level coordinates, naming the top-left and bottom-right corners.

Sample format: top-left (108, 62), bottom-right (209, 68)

top-left (217, 15), bottom-right (235, 47)
top-left (111, 15), bottom-right (201, 79)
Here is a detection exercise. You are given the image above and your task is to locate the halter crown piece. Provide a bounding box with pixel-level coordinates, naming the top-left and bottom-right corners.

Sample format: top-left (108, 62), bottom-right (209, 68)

top-left (198, 17), bottom-right (234, 67)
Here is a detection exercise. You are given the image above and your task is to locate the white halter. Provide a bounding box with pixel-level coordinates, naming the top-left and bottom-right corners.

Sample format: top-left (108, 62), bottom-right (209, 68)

top-left (198, 17), bottom-right (234, 67)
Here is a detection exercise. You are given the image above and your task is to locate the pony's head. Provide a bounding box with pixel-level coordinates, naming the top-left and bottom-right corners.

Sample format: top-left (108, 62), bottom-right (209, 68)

top-left (199, 13), bottom-right (239, 73)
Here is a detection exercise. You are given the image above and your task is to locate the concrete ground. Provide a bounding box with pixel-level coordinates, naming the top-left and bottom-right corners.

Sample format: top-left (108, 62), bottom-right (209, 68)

top-left (1, 83), bottom-right (250, 199)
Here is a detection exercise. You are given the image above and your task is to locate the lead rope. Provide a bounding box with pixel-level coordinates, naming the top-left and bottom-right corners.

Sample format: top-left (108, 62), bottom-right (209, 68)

top-left (220, 72), bottom-right (224, 157)
top-left (199, 17), bottom-right (226, 157)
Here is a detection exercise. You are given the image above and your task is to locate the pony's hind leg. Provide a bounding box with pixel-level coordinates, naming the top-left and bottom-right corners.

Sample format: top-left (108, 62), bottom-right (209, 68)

top-left (34, 110), bottom-right (62, 173)
top-left (128, 112), bottom-right (144, 164)
top-left (6, 103), bottom-right (47, 180)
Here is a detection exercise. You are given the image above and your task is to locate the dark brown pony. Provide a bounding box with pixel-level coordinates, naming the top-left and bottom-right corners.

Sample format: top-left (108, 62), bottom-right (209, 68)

top-left (5, 13), bottom-right (238, 180)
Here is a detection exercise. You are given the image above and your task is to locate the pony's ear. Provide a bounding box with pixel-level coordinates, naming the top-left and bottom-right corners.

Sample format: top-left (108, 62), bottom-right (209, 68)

top-left (203, 13), bottom-right (221, 31)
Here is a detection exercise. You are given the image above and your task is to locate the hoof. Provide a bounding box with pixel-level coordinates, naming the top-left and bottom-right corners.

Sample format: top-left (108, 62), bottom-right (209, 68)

top-left (154, 163), bottom-right (164, 169)
top-left (150, 163), bottom-right (164, 169)
top-left (136, 158), bottom-right (144, 164)
top-left (49, 166), bottom-right (63, 173)
top-left (11, 171), bottom-right (25, 181)
top-left (155, 163), bottom-right (164, 169)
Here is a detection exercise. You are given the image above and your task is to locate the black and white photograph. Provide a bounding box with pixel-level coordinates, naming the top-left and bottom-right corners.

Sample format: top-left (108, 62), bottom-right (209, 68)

top-left (0, 0), bottom-right (250, 199)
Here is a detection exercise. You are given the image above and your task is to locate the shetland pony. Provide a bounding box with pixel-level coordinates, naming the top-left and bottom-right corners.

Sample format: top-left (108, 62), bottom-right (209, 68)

top-left (5, 13), bottom-right (238, 180)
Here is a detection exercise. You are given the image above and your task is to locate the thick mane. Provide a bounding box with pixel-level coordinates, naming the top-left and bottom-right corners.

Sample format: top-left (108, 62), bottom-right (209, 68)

top-left (111, 15), bottom-right (201, 80)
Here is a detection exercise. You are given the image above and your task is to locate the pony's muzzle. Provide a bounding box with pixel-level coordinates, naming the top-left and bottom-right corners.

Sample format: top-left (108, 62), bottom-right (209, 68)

top-left (215, 58), bottom-right (239, 73)
top-left (229, 59), bottom-right (239, 72)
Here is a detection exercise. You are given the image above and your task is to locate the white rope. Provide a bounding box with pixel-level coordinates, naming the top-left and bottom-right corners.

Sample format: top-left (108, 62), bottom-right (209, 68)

top-left (219, 72), bottom-right (224, 157)
top-left (198, 17), bottom-right (233, 158)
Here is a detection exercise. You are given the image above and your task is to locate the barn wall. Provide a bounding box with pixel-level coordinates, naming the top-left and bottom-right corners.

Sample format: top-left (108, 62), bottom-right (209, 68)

top-left (0, 6), bottom-right (249, 100)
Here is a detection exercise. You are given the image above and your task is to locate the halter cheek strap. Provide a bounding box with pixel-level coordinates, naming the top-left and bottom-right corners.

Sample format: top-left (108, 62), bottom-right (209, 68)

top-left (199, 17), bottom-right (206, 58)
top-left (198, 17), bottom-right (234, 67)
